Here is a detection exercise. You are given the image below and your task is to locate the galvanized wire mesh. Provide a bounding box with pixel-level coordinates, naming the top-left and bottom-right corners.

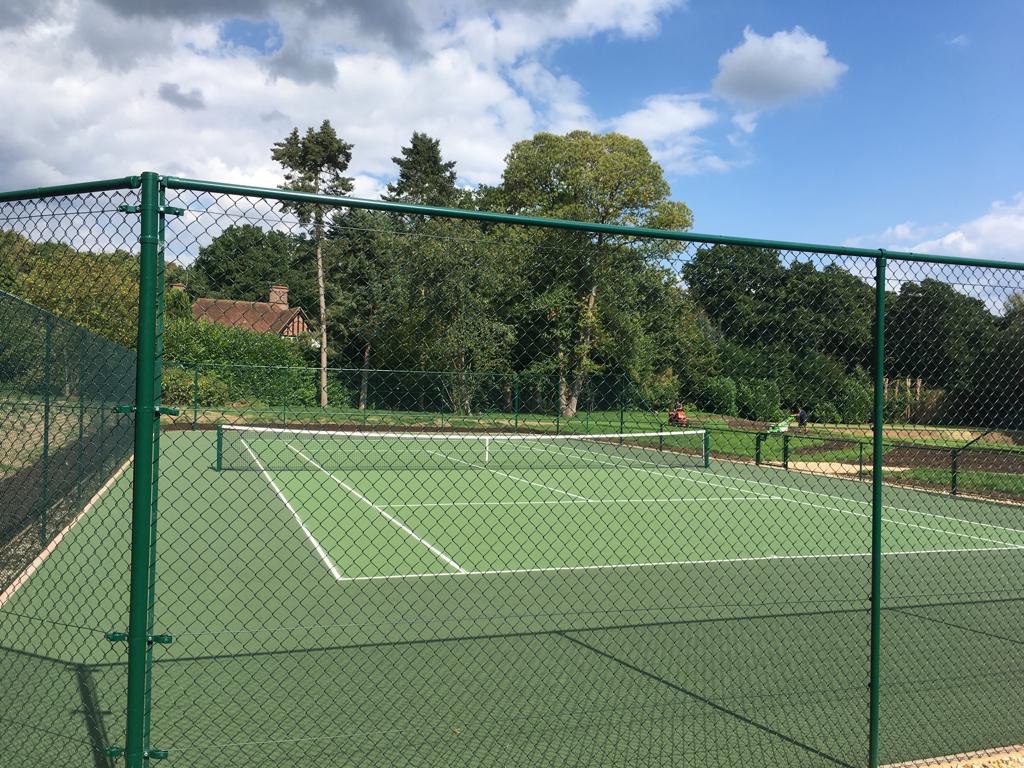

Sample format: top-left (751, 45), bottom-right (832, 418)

top-left (1, 174), bottom-right (1023, 768)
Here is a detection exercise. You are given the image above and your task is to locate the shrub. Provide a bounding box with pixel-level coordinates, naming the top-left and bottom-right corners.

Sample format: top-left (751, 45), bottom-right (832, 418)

top-left (813, 401), bottom-right (840, 424)
top-left (835, 378), bottom-right (871, 423)
top-left (699, 376), bottom-right (738, 417)
top-left (737, 378), bottom-right (781, 422)
top-left (165, 317), bottom-right (314, 407)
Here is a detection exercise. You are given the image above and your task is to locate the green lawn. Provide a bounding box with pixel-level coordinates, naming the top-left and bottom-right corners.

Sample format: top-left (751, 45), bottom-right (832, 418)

top-left (2, 429), bottom-right (1024, 767)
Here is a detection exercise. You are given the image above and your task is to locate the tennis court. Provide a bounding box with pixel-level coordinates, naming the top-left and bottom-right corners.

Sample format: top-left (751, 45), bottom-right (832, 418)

top-left (2, 426), bottom-right (1024, 767)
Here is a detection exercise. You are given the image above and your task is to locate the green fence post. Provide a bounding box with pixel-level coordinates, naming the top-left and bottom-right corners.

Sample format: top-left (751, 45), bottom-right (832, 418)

top-left (783, 434), bottom-right (790, 470)
top-left (755, 433), bottom-right (762, 466)
top-left (950, 449), bottom-right (958, 496)
top-left (703, 430), bottom-right (711, 468)
top-left (555, 374), bottom-right (561, 435)
top-left (192, 364), bottom-right (199, 429)
top-left (513, 375), bottom-right (520, 433)
top-left (868, 252), bottom-right (887, 768)
top-left (40, 313), bottom-right (53, 548)
top-left (216, 425), bottom-right (223, 471)
top-left (123, 171), bottom-right (163, 768)
top-left (77, 330), bottom-right (85, 511)
top-left (859, 442), bottom-right (865, 481)
top-left (619, 373), bottom-right (626, 443)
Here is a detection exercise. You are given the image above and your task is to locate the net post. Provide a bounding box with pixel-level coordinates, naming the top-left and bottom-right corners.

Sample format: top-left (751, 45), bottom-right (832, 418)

top-left (216, 425), bottom-right (223, 472)
top-left (868, 251), bottom-right (887, 768)
top-left (859, 442), bottom-right (865, 481)
top-left (950, 449), bottom-right (958, 496)
top-left (703, 430), bottom-right (711, 468)
top-left (123, 171), bottom-right (162, 768)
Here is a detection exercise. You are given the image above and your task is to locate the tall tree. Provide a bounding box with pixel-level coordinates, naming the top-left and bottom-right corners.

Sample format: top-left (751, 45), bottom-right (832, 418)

top-left (500, 131), bottom-right (693, 417)
top-left (384, 132), bottom-right (458, 206)
top-left (271, 120), bottom-right (354, 406)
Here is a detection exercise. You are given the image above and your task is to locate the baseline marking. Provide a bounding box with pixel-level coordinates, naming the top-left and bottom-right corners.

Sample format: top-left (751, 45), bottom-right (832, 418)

top-left (289, 445), bottom-right (467, 574)
top-left (241, 438), bottom-right (343, 581)
top-left (334, 545), bottom-right (1021, 583)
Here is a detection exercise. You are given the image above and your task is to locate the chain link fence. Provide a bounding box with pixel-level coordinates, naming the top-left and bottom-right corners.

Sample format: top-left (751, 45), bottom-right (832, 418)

top-left (1, 172), bottom-right (1023, 767)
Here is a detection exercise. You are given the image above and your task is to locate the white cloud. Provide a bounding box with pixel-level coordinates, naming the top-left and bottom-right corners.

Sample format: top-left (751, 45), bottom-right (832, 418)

top-left (713, 26), bottom-right (847, 108)
top-left (5, 0), bottom-right (828, 197)
top-left (912, 195), bottom-right (1024, 260)
top-left (610, 95), bottom-right (731, 173)
top-left (947, 34), bottom-right (970, 47)
top-left (844, 195), bottom-right (1024, 263)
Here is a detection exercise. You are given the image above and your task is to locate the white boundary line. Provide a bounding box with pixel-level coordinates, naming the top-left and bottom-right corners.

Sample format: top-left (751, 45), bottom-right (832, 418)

top-left (526, 443), bottom-right (1024, 549)
top-left (379, 496), bottom-right (755, 509)
top-left (335, 545), bottom-right (1021, 583)
top-left (0, 456), bottom-right (133, 609)
top-left (421, 446), bottom-right (590, 501)
top-left (241, 438), bottom-right (343, 581)
top-left (289, 445), bottom-right (467, 574)
top-left (618, 443), bottom-right (1024, 539)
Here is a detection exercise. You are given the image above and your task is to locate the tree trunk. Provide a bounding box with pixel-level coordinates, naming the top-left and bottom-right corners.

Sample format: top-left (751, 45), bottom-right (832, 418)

top-left (315, 217), bottom-right (328, 408)
top-left (560, 281), bottom-right (599, 419)
top-left (358, 340), bottom-right (371, 410)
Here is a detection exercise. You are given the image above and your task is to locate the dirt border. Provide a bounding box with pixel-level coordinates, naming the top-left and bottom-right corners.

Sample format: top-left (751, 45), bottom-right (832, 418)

top-left (884, 744), bottom-right (1024, 767)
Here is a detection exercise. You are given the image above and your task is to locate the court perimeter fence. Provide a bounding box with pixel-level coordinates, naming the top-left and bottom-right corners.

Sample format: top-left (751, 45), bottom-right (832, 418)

top-left (1, 171), bottom-right (1023, 768)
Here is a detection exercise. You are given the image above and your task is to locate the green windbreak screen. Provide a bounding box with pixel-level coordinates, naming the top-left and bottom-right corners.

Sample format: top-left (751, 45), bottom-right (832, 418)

top-left (0, 189), bottom-right (139, 768)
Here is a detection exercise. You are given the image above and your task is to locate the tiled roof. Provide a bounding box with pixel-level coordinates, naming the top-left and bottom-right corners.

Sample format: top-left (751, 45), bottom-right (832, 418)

top-left (192, 298), bottom-right (309, 335)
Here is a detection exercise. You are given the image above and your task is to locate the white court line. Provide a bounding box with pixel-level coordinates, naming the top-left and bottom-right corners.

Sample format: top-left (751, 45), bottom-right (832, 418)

top-left (335, 545), bottom-right (1022, 583)
top-left (421, 446), bottom-right (591, 501)
top-left (289, 446), bottom-right (467, 574)
top-left (379, 496), bottom-right (756, 509)
top-left (525, 443), bottom-right (1024, 550)
top-left (594, 441), bottom-right (1024, 539)
top-left (241, 438), bottom-right (343, 581)
top-left (0, 456), bottom-right (134, 609)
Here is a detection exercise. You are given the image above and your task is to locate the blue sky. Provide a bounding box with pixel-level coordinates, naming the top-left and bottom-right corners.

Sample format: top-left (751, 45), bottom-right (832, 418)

top-left (1, 0), bottom-right (1021, 259)
top-left (548, 0), bottom-right (1024, 246)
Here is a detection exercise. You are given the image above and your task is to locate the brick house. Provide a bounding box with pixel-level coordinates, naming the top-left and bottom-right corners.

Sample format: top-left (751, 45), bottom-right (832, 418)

top-left (182, 284), bottom-right (312, 338)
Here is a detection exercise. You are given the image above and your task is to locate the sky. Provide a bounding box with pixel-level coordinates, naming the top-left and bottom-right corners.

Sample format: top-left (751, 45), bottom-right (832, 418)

top-left (1, 0), bottom-right (1022, 261)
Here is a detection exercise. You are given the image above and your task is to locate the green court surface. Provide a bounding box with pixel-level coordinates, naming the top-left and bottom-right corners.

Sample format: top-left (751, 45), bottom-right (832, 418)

top-left (2, 429), bottom-right (1024, 767)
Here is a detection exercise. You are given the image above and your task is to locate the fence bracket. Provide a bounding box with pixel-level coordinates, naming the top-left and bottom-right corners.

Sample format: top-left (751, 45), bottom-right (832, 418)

top-left (112, 405), bottom-right (180, 417)
top-left (105, 631), bottom-right (171, 646)
top-left (117, 203), bottom-right (184, 217)
top-left (103, 746), bottom-right (169, 761)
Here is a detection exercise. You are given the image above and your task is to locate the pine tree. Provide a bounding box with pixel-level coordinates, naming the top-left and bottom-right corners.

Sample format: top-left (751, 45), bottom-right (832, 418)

top-left (271, 120), bottom-right (354, 407)
top-left (385, 132), bottom-right (458, 206)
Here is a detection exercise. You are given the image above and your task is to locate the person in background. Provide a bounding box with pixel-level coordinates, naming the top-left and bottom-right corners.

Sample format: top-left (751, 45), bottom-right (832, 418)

top-left (669, 401), bottom-right (688, 427)
top-left (794, 407), bottom-right (807, 428)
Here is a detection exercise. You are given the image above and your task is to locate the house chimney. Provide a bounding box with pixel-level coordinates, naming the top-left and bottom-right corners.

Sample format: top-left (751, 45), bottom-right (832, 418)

top-left (269, 284), bottom-right (289, 307)
top-left (170, 282), bottom-right (185, 292)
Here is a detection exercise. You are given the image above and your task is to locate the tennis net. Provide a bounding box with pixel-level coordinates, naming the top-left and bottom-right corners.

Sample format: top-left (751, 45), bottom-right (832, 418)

top-left (216, 424), bottom-right (711, 473)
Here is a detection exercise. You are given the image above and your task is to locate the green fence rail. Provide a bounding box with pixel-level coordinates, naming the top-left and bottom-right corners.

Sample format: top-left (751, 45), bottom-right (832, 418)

top-left (2, 172), bottom-right (1024, 768)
